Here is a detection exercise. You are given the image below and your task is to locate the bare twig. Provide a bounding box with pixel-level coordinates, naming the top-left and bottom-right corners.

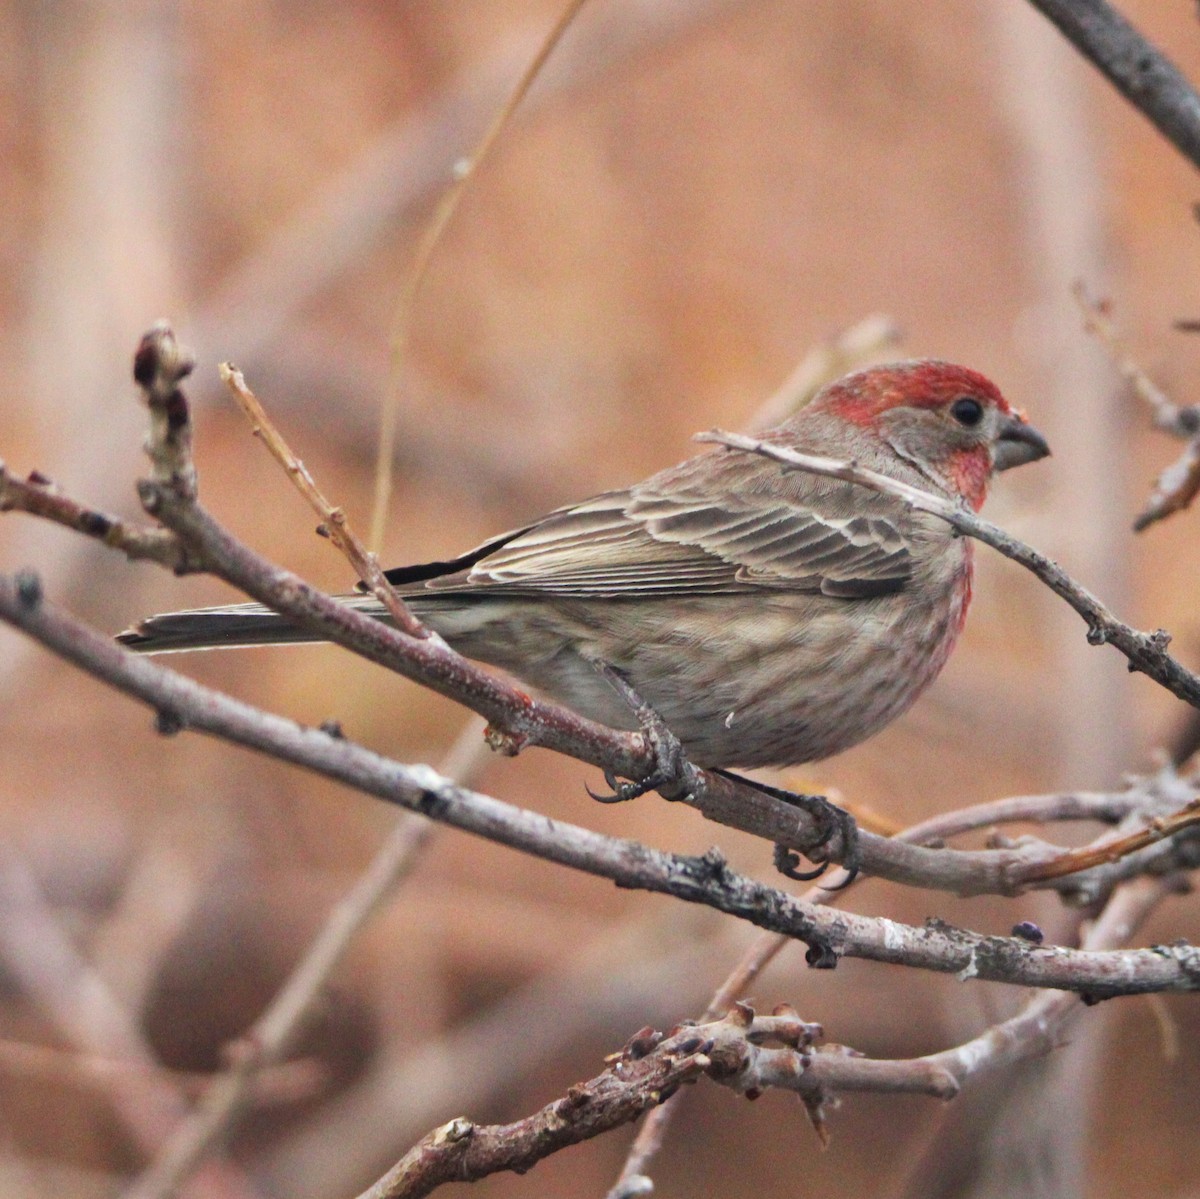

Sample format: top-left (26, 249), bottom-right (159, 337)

top-left (0, 462), bottom-right (190, 571)
top-left (259, 903), bottom-right (736, 1197)
top-left (748, 314), bottom-right (903, 430)
top-left (372, 0), bottom-right (590, 550)
top-left (1072, 281), bottom-right (1200, 530)
top-left (915, 874), bottom-right (1171, 1076)
top-left (358, 1006), bottom-right (822, 1199)
top-left (606, 774), bottom-right (1163, 1195)
top-left (607, 928), bottom-right (789, 1198)
top-left (1024, 797), bottom-right (1200, 882)
top-left (1072, 282), bottom-right (1187, 431)
top-left (1025, 0), bottom-right (1200, 174)
top-left (608, 772), bottom-right (1185, 1193)
top-left (220, 362), bottom-right (429, 638)
top-left (1134, 437), bottom-right (1200, 532)
top-left (698, 429), bottom-right (1200, 710)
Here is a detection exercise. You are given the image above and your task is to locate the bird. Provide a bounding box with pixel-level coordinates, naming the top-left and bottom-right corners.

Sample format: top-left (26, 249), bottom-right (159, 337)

top-left (119, 360), bottom-right (1049, 773)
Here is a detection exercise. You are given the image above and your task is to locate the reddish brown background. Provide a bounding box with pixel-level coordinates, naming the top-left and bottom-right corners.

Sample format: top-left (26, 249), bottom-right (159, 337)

top-left (2, 2), bottom-right (1199, 1196)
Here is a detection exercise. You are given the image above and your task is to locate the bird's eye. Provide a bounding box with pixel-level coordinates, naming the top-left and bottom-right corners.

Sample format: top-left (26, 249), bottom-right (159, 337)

top-left (950, 396), bottom-right (984, 427)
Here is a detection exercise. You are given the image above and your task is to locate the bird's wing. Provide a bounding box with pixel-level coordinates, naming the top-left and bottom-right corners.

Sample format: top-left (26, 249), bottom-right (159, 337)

top-left (386, 481), bottom-right (914, 600)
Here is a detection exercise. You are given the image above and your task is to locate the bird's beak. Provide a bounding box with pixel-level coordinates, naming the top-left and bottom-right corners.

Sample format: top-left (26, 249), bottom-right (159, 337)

top-left (993, 412), bottom-right (1051, 472)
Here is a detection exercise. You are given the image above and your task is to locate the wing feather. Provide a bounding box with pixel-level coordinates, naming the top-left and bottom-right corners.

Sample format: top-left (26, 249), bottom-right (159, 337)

top-left (397, 477), bottom-right (915, 600)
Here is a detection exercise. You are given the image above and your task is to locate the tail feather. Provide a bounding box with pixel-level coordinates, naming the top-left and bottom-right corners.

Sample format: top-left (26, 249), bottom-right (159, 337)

top-left (117, 598), bottom-right (381, 654)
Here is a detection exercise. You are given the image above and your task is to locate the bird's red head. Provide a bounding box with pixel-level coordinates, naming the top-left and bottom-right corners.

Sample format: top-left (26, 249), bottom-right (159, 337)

top-left (812, 360), bottom-right (1049, 509)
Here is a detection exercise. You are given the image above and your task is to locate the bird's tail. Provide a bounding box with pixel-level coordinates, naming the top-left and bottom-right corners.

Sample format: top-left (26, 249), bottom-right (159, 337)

top-left (116, 596), bottom-right (386, 654)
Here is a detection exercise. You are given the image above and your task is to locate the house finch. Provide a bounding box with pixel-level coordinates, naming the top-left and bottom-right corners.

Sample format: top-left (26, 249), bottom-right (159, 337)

top-left (120, 360), bottom-right (1048, 771)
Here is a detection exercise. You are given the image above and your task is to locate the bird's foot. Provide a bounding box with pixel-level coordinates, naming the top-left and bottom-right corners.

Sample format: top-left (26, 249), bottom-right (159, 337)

top-left (585, 660), bottom-right (698, 804)
top-left (713, 770), bottom-right (860, 888)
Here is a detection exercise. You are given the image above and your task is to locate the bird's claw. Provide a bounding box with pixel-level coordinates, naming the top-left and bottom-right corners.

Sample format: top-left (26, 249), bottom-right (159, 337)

top-left (715, 770), bottom-right (860, 887)
top-left (586, 769), bottom-right (661, 804)
top-left (773, 842), bottom-right (834, 882)
top-left (585, 659), bottom-right (696, 804)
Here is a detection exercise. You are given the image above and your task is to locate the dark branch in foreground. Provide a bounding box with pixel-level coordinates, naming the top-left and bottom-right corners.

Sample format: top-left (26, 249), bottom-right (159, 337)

top-left (2, 573), bottom-right (1198, 997)
top-left (359, 1007), bottom-right (822, 1199)
top-left (698, 430), bottom-right (1200, 710)
top-left (1025, 0), bottom-right (1200, 175)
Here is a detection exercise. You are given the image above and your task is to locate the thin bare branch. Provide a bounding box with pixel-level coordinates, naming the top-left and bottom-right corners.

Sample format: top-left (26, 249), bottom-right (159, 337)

top-left (606, 773), bottom-right (1162, 1195)
top-left (1134, 435), bottom-right (1200, 533)
top-left (698, 429), bottom-right (1200, 710)
top-left (357, 1007), bottom-right (821, 1199)
top-left (606, 928), bottom-right (789, 1198)
top-left (1072, 281), bottom-right (1200, 531)
top-left (372, 0), bottom-right (590, 550)
top-left (220, 362), bottom-right (429, 638)
top-left (0, 461), bottom-right (191, 571)
top-left (1024, 797), bottom-right (1200, 882)
top-left (1072, 282), bottom-right (1188, 432)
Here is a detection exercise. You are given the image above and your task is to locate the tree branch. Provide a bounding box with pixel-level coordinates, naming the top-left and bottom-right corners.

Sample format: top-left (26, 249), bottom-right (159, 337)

top-left (2, 573), bottom-right (1198, 998)
top-left (698, 429), bottom-right (1200, 709)
top-left (1025, 0), bottom-right (1200, 174)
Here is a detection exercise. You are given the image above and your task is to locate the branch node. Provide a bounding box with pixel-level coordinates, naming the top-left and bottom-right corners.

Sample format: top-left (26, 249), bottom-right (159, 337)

top-left (1011, 920), bottom-right (1045, 944)
top-left (804, 940), bottom-right (839, 970)
top-left (134, 322), bottom-right (198, 501)
top-left (154, 708), bottom-right (186, 737)
top-left (13, 570), bottom-right (43, 610)
top-left (483, 723), bottom-right (527, 756)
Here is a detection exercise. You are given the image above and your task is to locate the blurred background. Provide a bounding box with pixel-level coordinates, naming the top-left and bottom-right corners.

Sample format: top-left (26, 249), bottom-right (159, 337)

top-left (2, 1), bottom-right (1200, 1196)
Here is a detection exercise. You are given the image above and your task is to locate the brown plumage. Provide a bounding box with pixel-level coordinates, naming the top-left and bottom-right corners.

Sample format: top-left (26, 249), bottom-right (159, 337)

top-left (119, 361), bottom-right (1049, 768)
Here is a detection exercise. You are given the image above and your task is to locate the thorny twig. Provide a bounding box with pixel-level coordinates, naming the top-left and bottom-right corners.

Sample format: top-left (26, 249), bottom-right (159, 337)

top-left (698, 429), bottom-right (1200, 710)
top-left (1073, 281), bottom-right (1200, 530)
